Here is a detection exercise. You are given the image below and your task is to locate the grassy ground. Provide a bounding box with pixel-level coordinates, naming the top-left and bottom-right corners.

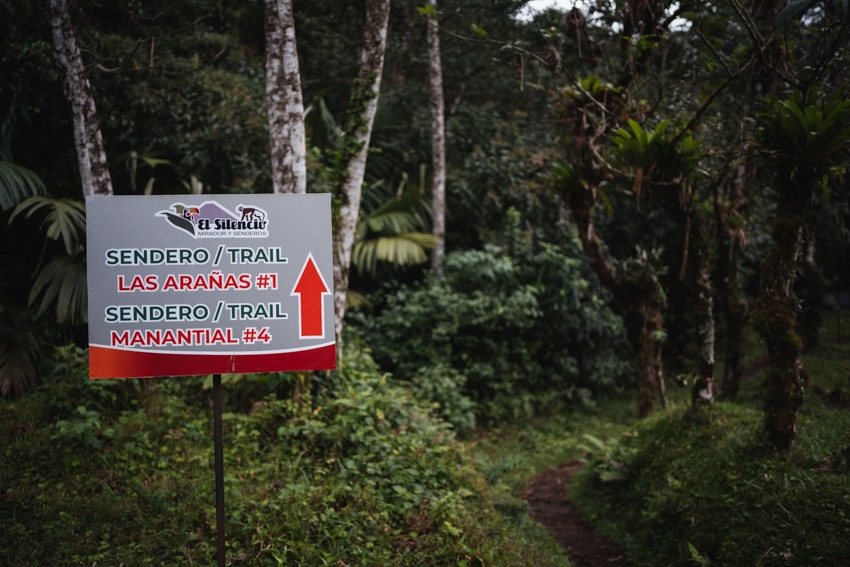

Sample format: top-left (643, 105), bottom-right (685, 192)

top-left (467, 394), bottom-right (644, 565)
top-left (466, 313), bottom-right (850, 566)
top-left (3, 318), bottom-right (847, 565)
top-left (0, 346), bottom-right (570, 566)
top-left (567, 317), bottom-right (850, 566)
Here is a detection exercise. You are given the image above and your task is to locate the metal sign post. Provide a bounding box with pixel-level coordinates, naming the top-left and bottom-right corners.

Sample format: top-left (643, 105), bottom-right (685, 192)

top-left (213, 374), bottom-right (226, 567)
top-left (85, 194), bottom-right (337, 564)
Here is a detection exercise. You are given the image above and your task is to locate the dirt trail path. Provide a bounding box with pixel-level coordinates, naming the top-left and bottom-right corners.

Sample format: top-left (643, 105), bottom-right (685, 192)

top-left (524, 461), bottom-right (635, 567)
top-left (523, 356), bottom-right (777, 565)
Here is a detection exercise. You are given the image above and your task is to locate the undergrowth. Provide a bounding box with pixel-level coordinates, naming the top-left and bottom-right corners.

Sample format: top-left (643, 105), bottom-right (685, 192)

top-left (0, 343), bottom-right (567, 566)
top-left (4, 317), bottom-right (848, 565)
top-left (570, 321), bottom-right (850, 566)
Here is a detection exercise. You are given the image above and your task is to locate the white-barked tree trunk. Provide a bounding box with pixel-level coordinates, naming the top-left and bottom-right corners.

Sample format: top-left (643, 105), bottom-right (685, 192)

top-left (46, 0), bottom-right (113, 197)
top-left (264, 0), bottom-right (307, 194)
top-left (426, 0), bottom-right (446, 276)
top-left (332, 0), bottom-right (391, 345)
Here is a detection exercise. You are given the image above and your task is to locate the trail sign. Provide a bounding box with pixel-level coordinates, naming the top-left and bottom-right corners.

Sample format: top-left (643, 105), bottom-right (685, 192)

top-left (86, 194), bottom-right (336, 378)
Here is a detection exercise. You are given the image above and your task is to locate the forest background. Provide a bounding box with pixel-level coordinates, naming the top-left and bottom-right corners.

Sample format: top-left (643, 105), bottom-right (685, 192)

top-left (1, 0), bottom-right (850, 565)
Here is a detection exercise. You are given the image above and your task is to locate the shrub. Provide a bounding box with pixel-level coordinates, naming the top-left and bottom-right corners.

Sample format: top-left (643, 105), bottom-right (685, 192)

top-left (1, 343), bottom-right (562, 565)
top-left (352, 216), bottom-right (631, 426)
top-left (571, 403), bottom-right (850, 566)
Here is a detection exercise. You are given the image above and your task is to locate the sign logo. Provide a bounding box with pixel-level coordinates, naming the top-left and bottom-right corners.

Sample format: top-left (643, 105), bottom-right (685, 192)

top-left (157, 201), bottom-right (269, 239)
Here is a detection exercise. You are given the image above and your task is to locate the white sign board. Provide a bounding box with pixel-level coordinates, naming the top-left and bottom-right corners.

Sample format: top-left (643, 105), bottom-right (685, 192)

top-left (86, 194), bottom-right (336, 378)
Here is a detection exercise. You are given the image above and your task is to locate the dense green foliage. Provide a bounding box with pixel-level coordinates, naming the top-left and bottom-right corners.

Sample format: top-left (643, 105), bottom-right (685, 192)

top-left (352, 212), bottom-right (631, 428)
top-left (0, 343), bottom-right (569, 565)
top-left (6, 333), bottom-right (850, 565)
top-left (2, 0), bottom-right (850, 564)
top-left (571, 328), bottom-right (850, 566)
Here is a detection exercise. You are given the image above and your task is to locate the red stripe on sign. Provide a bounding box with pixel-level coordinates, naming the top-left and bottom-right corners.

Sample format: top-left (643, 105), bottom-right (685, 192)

top-left (89, 344), bottom-right (336, 379)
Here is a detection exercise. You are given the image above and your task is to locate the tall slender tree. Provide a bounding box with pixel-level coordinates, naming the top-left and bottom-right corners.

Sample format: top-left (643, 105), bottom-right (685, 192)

top-left (332, 0), bottom-right (392, 345)
top-left (684, 201), bottom-right (716, 405)
top-left (46, 0), bottom-right (113, 197)
top-left (551, 2), bottom-right (674, 417)
top-left (712, 0), bottom-right (782, 400)
top-left (424, 0), bottom-right (446, 276)
top-left (753, 91), bottom-right (850, 451)
top-left (264, 0), bottom-right (306, 194)
top-left (715, 161), bottom-right (750, 401)
top-left (261, 0), bottom-right (391, 346)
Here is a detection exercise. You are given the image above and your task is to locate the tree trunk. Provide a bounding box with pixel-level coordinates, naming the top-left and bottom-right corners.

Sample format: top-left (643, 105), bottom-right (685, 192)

top-left (638, 295), bottom-right (667, 417)
top-left (46, 0), bottom-right (113, 197)
top-left (426, 0), bottom-right (446, 276)
top-left (567, 183), bottom-right (668, 416)
top-left (712, 0), bottom-right (784, 399)
top-left (617, 0), bottom-right (663, 92)
top-left (689, 214), bottom-right (716, 406)
top-left (556, 2), bottom-right (673, 418)
top-left (799, 234), bottom-right (825, 350)
top-left (332, 0), bottom-right (391, 346)
top-left (720, 294), bottom-right (749, 401)
top-left (752, 176), bottom-right (812, 452)
top-left (714, 173), bottom-right (749, 401)
top-left (567, 184), bottom-right (620, 294)
top-left (264, 0), bottom-right (306, 194)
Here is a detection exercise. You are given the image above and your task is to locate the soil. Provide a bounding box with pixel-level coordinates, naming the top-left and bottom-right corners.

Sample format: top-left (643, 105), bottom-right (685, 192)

top-left (524, 356), bottom-right (781, 565)
top-left (524, 460), bottom-right (635, 567)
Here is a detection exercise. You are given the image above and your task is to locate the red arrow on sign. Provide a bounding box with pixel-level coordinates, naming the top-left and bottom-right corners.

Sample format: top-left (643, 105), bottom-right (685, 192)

top-left (291, 253), bottom-right (331, 339)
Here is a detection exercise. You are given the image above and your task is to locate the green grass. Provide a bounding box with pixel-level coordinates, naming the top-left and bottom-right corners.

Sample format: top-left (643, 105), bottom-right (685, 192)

top-left (569, 320), bottom-right (850, 566)
top-left (0, 344), bottom-right (574, 566)
top-left (3, 320), bottom-right (849, 566)
top-left (466, 394), bottom-right (645, 565)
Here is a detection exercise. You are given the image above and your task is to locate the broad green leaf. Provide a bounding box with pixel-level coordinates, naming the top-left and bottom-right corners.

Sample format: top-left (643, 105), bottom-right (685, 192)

top-left (9, 196), bottom-right (86, 255)
top-left (29, 252), bottom-right (88, 325)
top-left (0, 161), bottom-right (46, 211)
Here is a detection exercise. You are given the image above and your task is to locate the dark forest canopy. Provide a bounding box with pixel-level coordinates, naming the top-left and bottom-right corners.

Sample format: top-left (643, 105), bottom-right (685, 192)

top-left (1, 0), bottom-right (849, 449)
top-left (1, 2), bottom-right (850, 565)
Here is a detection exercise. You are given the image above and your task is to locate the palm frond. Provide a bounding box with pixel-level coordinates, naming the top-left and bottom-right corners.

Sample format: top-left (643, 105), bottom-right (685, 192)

top-left (352, 232), bottom-right (437, 275)
top-left (9, 196), bottom-right (86, 255)
top-left (364, 208), bottom-right (427, 235)
top-left (29, 252), bottom-right (88, 325)
top-left (305, 96), bottom-right (343, 150)
top-left (353, 163), bottom-right (434, 274)
top-left (0, 160), bottom-right (46, 211)
top-left (0, 341), bottom-right (38, 396)
top-left (0, 308), bottom-right (40, 396)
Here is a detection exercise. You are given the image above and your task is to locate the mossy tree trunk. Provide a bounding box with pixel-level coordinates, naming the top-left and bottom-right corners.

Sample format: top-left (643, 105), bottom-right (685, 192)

top-left (799, 234), bottom-right (825, 351)
top-left (332, 0), bottom-right (391, 347)
top-left (556, 1), bottom-right (671, 418)
top-left (638, 297), bottom-right (667, 417)
top-left (655, 179), bottom-right (717, 407)
top-left (568, 183), bottom-right (668, 417)
top-left (264, 0), bottom-right (307, 194)
top-left (720, 293), bottom-right (749, 400)
top-left (715, 0), bottom-right (788, 400)
top-left (752, 168), bottom-right (814, 451)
